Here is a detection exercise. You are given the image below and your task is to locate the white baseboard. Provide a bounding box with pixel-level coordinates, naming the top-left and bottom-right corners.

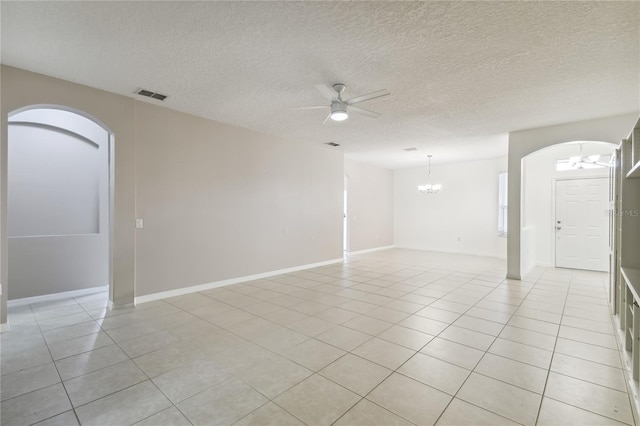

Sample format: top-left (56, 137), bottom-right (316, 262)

top-left (347, 245), bottom-right (395, 256)
top-left (108, 301), bottom-right (135, 310)
top-left (393, 244), bottom-right (506, 260)
top-left (0, 322), bottom-right (10, 333)
top-left (8, 286), bottom-right (109, 308)
top-left (135, 257), bottom-right (344, 305)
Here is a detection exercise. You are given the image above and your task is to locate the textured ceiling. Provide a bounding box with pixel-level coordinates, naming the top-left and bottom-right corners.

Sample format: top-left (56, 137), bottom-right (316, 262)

top-left (1, 1), bottom-right (639, 169)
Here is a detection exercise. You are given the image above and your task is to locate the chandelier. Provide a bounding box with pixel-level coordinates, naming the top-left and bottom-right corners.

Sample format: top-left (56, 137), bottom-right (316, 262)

top-left (417, 155), bottom-right (442, 193)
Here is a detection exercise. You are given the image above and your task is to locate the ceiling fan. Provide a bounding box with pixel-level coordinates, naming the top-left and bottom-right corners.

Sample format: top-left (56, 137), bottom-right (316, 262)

top-left (296, 83), bottom-right (390, 124)
top-left (569, 155), bottom-right (610, 169)
top-left (568, 143), bottom-right (611, 169)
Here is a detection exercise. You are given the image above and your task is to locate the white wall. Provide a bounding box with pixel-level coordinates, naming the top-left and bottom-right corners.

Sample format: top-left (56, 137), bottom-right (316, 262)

top-left (344, 160), bottom-right (394, 252)
top-left (394, 156), bottom-right (507, 258)
top-left (507, 113), bottom-right (638, 279)
top-left (521, 142), bottom-right (614, 274)
top-left (9, 109), bottom-right (107, 236)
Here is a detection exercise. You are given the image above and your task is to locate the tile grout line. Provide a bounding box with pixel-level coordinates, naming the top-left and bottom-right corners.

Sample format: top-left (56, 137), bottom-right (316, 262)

top-left (430, 274), bottom-right (540, 425)
top-left (32, 299), bottom-right (82, 426)
top-left (531, 271), bottom-right (635, 426)
top-left (531, 270), bottom-right (571, 426)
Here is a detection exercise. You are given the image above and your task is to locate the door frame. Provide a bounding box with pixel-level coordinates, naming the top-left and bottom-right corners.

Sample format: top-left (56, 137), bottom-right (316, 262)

top-left (343, 174), bottom-right (349, 254)
top-left (552, 175), bottom-right (609, 270)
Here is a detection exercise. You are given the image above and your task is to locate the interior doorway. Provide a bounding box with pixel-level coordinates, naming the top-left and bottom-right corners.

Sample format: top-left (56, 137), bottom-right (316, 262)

top-left (555, 177), bottom-right (609, 271)
top-left (8, 107), bottom-right (112, 300)
top-left (520, 141), bottom-right (615, 276)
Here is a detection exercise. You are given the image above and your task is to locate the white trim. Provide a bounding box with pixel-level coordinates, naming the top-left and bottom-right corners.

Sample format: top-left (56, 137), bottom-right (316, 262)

top-left (0, 322), bottom-right (10, 333)
top-left (393, 244), bottom-right (506, 260)
top-left (7, 286), bottom-right (108, 308)
top-left (346, 245), bottom-right (395, 256)
top-left (135, 258), bottom-right (344, 305)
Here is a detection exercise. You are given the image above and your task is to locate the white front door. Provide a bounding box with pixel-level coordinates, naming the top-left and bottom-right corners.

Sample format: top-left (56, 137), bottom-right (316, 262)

top-left (555, 178), bottom-right (609, 271)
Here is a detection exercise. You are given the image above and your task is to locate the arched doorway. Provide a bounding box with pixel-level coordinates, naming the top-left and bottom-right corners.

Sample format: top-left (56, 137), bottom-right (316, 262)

top-left (506, 113), bottom-right (636, 280)
top-left (7, 106), bottom-right (112, 302)
top-left (520, 141), bottom-right (616, 277)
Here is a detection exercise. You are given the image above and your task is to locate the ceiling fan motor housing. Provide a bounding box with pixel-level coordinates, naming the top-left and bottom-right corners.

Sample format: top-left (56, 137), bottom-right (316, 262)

top-left (331, 101), bottom-right (348, 114)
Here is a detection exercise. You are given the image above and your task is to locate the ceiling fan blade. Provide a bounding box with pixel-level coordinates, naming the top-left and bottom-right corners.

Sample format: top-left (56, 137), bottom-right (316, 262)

top-left (291, 105), bottom-right (328, 110)
top-left (349, 105), bottom-right (381, 118)
top-left (322, 113), bottom-right (332, 125)
top-left (315, 84), bottom-right (337, 100)
top-left (346, 89), bottom-right (390, 105)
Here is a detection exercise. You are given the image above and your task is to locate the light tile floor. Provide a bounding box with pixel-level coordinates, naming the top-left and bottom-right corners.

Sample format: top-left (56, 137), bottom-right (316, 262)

top-left (1, 249), bottom-right (636, 425)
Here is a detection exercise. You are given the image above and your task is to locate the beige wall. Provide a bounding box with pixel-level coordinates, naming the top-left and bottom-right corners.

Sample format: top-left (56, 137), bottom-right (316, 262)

top-left (135, 102), bottom-right (343, 296)
top-left (1, 66), bottom-right (344, 322)
top-left (344, 160), bottom-right (394, 252)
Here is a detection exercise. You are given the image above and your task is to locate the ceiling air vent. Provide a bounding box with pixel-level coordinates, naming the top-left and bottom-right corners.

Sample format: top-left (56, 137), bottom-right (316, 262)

top-left (136, 89), bottom-right (168, 101)
top-left (325, 142), bottom-right (341, 147)
top-left (404, 147), bottom-right (418, 152)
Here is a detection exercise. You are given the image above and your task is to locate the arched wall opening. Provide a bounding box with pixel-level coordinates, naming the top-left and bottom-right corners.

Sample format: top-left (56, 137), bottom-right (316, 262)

top-left (520, 141), bottom-right (616, 277)
top-left (1, 66), bottom-right (138, 329)
top-left (506, 113), bottom-right (638, 280)
top-left (7, 105), bottom-right (113, 302)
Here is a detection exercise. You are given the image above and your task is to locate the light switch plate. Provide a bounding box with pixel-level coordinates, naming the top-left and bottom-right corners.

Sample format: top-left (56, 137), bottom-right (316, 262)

top-left (136, 219), bottom-right (144, 229)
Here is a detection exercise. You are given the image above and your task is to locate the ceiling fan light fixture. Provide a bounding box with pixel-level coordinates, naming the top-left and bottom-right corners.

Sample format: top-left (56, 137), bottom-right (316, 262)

top-left (331, 111), bottom-right (349, 121)
top-left (330, 102), bottom-right (349, 121)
